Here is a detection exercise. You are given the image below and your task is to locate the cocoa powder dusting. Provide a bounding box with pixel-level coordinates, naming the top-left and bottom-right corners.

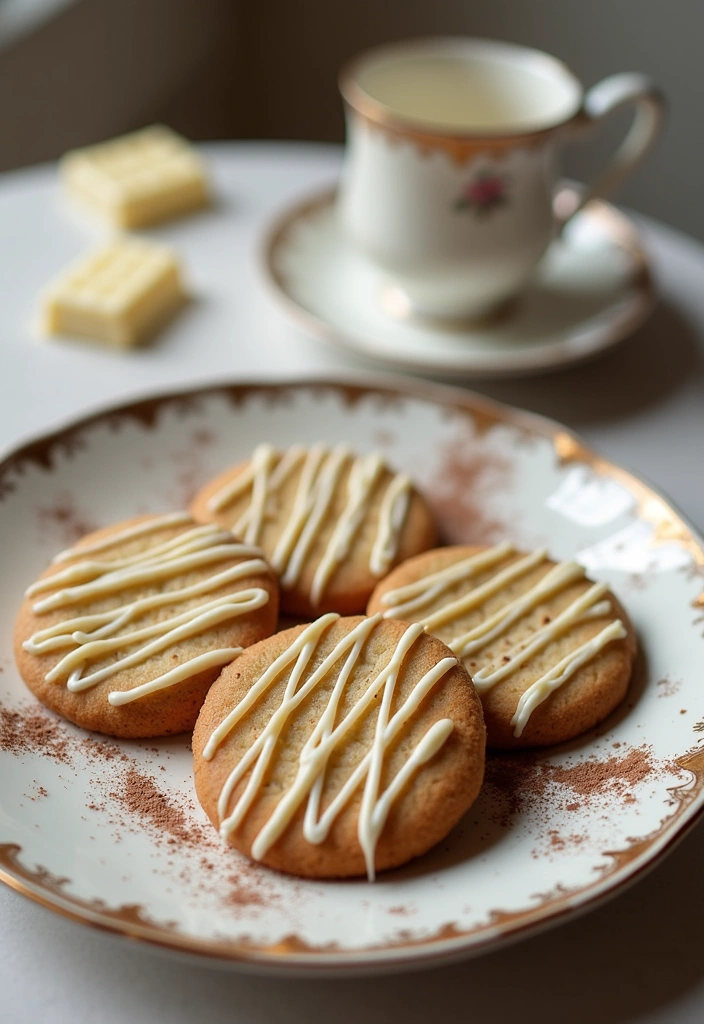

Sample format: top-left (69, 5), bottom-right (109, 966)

top-left (372, 429), bottom-right (396, 448)
top-left (78, 735), bottom-right (127, 763)
top-left (225, 875), bottom-right (270, 908)
top-left (387, 904), bottom-right (414, 917)
top-left (657, 677), bottom-right (682, 698)
top-left (0, 699), bottom-right (282, 915)
top-left (0, 703), bottom-right (70, 763)
top-left (549, 747), bottom-right (656, 797)
top-left (37, 493), bottom-right (95, 545)
top-left (548, 830), bottom-right (585, 852)
top-left (483, 744), bottom-right (667, 828)
top-left (425, 433), bottom-right (511, 545)
top-left (112, 767), bottom-right (205, 848)
top-left (191, 429), bottom-right (215, 448)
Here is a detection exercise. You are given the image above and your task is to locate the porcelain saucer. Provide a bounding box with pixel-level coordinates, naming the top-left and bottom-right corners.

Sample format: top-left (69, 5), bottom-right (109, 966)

top-left (263, 187), bottom-right (655, 378)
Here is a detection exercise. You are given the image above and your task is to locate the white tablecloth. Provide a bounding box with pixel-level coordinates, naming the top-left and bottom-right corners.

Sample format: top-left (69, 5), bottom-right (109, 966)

top-left (1, 142), bottom-right (703, 1024)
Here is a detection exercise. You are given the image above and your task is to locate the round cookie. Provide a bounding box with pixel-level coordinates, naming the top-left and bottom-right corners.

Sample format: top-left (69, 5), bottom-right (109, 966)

top-left (193, 613), bottom-right (485, 879)
top-left (368, 543), bottom-right (637, 749)
top-left (15, 512), bottom-right (279, 738)
top-left (189, 443), bottom-right (438, 618)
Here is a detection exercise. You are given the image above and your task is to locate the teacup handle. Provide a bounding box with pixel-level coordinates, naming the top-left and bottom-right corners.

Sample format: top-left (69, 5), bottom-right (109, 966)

top-left (555, 72), bottom-right (666, 230)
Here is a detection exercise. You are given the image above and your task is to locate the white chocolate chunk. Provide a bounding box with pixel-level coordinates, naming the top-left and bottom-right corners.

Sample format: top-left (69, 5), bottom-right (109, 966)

top-left (60, 125), bottom-right (210, 228)
top-left (40, 239), bottom-right (186, 348)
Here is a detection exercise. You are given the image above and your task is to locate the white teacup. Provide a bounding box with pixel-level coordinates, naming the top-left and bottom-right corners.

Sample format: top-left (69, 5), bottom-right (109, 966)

top-left (338, 38), bottom-right (664, 321)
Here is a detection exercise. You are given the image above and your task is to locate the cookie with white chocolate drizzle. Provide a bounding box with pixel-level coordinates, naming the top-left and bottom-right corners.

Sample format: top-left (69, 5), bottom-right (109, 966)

top-left (189, 443), bottom-right (438, 617)
top-left (193, 614), bottom-right (485, 879)
top-left (368, 544), bottom-right (637, 749)
top-left (14, 512), bottom-right (279, 738)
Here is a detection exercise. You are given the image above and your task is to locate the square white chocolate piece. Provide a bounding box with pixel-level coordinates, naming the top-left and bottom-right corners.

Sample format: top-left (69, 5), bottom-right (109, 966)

top-left (41, 239), bottom-right (187, 348)
top-left (60, 125), bottom-right (210, 228)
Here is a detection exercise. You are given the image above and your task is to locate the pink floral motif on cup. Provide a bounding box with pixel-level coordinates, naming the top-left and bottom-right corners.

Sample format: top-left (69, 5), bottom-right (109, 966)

top-left (454, 173), bottom-right (508, 216)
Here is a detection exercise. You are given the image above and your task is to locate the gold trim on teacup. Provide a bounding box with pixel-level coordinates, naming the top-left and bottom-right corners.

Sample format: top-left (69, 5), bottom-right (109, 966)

top-left (339, 40), bottom-right (586, 164)
top-left (346, 108), bottom-right (554, 163)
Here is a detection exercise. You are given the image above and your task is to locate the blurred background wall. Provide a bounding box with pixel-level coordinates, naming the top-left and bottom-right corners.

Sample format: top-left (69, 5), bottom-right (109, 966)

top-left (0, 0), bottom-right (701, 238)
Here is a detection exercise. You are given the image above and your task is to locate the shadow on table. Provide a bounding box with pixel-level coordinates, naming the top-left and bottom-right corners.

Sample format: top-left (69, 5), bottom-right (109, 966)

top-left (459, 298), bottom-right (703, 428)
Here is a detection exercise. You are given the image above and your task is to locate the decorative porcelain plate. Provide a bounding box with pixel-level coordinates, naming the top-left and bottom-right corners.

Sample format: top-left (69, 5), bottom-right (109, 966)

top-left (263, 188), bottom-right (655, 378)
top-left (1, 377), bottom-right (702, 975)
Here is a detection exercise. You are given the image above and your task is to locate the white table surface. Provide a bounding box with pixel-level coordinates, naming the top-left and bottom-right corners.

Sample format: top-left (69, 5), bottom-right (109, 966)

top-left (1, 142), bottom-right (703, 1024)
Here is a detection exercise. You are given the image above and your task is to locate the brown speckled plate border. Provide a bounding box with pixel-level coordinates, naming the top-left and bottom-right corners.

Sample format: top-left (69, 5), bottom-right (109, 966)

top-left (1, 374), bottom-right (703, 975)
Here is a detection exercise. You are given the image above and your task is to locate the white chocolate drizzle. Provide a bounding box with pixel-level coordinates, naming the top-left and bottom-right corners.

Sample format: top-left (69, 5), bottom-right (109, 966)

top-left (203, 613), bottom-right (457, 880)
top-left (23, 513), bottom-right (271, 707)
top-left (206, 444), bottom-right (412, 604)
top-left (381, 544), bottom-right (627, 738)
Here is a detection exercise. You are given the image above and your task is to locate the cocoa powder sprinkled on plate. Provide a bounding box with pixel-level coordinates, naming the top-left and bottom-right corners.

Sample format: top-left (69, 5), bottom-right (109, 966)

top-left (1, 701), bottom-right (286, 915)
top-left (549, 746), bottom-right (656, 797)
top-left (191, 429), bottom-right (215, 448)
top-left (78, 735), bottom-right (128, 764)
top-left (548, 830), bottom-right (585, 851)
top-left (372, 429), bottom-right (396, 448)
top-left (0, 703), bottom-right (70, 763)
top-left (387, 904), bottom-right (414, 917)
top-left (657, 677), bottom-right (682, 698)
top-left (483, 744), bottom-right (674, 828)
top-left (225, 874), bottom-right (270, 908)
top-left (425, 434), bottom-right (511, 545)
top-left (111, 767), bottom-right (205, 848)
top-left (37, 493), bottom-right (95, 545)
